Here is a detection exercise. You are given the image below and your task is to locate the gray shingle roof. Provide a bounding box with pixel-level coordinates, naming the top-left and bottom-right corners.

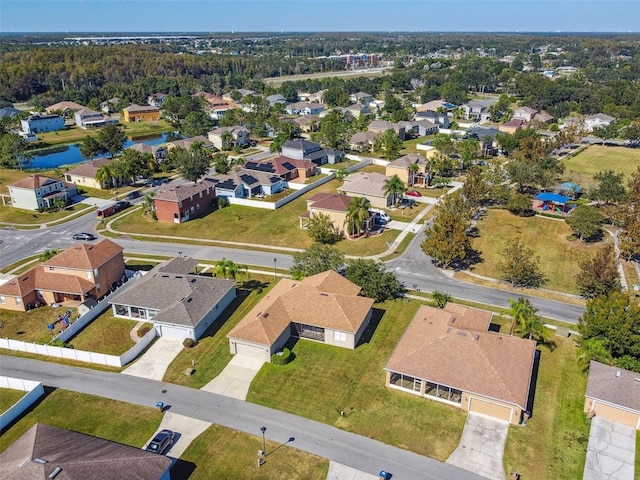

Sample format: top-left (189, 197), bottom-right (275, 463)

top-left (586, 361), bottom-right (640, 412)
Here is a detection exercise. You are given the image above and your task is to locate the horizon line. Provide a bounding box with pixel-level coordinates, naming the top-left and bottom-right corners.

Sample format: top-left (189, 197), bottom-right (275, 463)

top-left (2, 30), bottom-right (639, 35)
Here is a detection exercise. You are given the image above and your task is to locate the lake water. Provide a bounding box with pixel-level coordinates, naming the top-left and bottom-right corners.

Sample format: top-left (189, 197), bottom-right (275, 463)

top-left (26, 133), bottom-right (169, 170)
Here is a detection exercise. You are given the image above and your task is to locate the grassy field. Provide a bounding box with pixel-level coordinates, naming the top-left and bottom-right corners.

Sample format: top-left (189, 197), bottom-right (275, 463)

top-left (0, 389), bottom-right (161, 453)
top-left (0, 202), bottom-right (94, 225)
top-left (35, 120), bottom-right (173, 147)
top-left (111, 179), bottom-right (399, 255)
top-left (0, 306), bottom-right (78, 343)
top-left (400, 135), bottom-right (436, 155)
top-left (503, 337), bottom-right (590, 480)
top-left (247, 298), bottom-right (467, 461)
top-left (470, 209), bottom-right (606, 294)
top-left (0, 388), bottom-right (26, 412)
top-left (563, 145), bottom-right (640, 180)
top-left (181, 424), bottom-right (329, 480)
top-left (68, 312), bottom-right (138, 355)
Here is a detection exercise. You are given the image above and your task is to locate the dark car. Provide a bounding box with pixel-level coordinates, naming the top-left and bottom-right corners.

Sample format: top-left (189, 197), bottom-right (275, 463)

top-left (72, 232), bottom-right (97, 241)
top-left (146, 429), bottom-right (174, 455)
top-left (113, 201), bottom-right (131, 212)
top-left (126, 191), bottom-right (140, 200)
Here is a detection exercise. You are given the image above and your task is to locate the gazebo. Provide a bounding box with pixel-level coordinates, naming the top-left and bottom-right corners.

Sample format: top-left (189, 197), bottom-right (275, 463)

top-left (534, 192), bottom-right (573, 214)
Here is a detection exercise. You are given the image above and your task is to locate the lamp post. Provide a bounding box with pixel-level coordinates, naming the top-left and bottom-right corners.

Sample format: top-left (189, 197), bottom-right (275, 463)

top-left (260, 426), bottom-right (266, 455)
top-left (273, 258), bottom-right (277, 279)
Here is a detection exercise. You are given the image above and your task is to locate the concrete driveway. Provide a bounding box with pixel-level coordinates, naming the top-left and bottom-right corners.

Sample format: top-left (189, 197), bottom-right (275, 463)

top-left (121, 337), bottom-right (184, 381)
top-left (326, 461), bottom-right (379, 480)
top-left (200, 355), bottom-right (264, 400)
top-left (584, 417), bottom-right (636, 480)
top-left (446, 413), bottom-right (509, 480)
top-left (143, 411), bottom-right (211, 458)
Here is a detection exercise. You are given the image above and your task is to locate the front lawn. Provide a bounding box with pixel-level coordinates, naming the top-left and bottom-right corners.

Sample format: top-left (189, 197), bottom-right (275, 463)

top-left (563, 145), bottom-right (640, 180)
top-left (181, 424), bottom-right (329, 480)
top-left (470, 209), bottom-right (606, 294)
top-left (0, 306), bottom-right (78, 343)
top-left (68, 310), bottom-right (139, 355)
top-left (0, 388), bottom-right (26, 412)
top-left (247, 299), bottom-right (467, 461)
top-left (503, 337), bottom-right (590, 480)
top-left (0, 203), bottom-right (94, 225)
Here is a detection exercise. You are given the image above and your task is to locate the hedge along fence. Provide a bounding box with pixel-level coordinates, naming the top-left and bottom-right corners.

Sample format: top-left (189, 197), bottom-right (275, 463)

top-left (0, 376), bottom-right (45, 430)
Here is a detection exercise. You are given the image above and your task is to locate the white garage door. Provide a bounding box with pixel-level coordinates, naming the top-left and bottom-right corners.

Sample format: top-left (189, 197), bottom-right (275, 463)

top-left (235, 342), bottom-right (268, 361)
top-left (156, 323), bottom-right (191, 340)
top-left (469, 398), bottom-right (513, 423)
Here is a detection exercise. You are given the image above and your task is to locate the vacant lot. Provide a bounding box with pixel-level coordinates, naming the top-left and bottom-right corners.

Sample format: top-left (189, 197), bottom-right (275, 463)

top-left (503, 337), bottom-right (590, 480)
top-left (0, 388), bottom-right (25, 412)
top-left (470, 209), bottom-right (605, 294)
top-left (0, 306), bottom-right (78, 343)
top-left (563, 145), bottom-right (640, 179)
top-left (247, 299), bottom-right (467, 461)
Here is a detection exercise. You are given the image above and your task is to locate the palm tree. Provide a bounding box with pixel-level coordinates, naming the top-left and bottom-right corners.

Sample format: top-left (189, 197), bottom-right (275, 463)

top-left (95, 164), bottom-right (113, 189)
top-left (343, 197), bottom-right (371, 237)
top-left (142, 191), bottom-right (156, 214)
top-left (501, 297), bottom-right (541, 338)
top-left (408, 162), bottom-right (420, 186)
top-left (383, 174), bottom-right (407, 206)
top-left (214, 258), bottom-right (248, 282)
top-left (221, 131), bottom-right (234, 150)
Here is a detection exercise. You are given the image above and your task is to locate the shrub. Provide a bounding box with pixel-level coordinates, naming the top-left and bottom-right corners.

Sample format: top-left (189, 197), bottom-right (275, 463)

top-left (183, 337), bottom-right (196, 348)
top-left (217, 197), bottom-right (229, 209)
top-left (271, 347), bottom-right (293, 365)
top-left (137, 325), bottom-right (152, 337)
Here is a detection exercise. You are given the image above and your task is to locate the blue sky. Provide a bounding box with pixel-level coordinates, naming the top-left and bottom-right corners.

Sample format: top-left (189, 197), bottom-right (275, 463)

top-left (1, 1), bottom-right (639, 33)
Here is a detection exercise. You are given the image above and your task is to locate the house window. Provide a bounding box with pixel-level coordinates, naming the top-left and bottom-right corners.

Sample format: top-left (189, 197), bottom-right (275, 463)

top-left (15, 298), bottom-right (22, 306)
top-left (96, 284), bottom-right (101, 292)
top-left (0, 295), bottom-right (5, 304)
top-left (86, 271), bottom-right (92, 280)
top-left (333, 331), bottom-right (347, 342)
top-left (48, 267), bottom-right (55, 272)
top-left (94, 268), bottom-right (99, 278)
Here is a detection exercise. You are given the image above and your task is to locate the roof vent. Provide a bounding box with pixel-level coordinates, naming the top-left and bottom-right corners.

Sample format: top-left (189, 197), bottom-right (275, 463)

top-left (450, 317), bottom-right (456, 323)
top-left (256, 311), bottom-right (262, 317)
top-left (33, 458), bottom-right (48, 464)
top-left (175, 276), bottom-right (182, 279)
top-left (474, 334), bottom-right (480, 341)
top-left (48, 467), bottom-right (62, 479)
top-left (456, 331), bottom-right (466, 337)
top-left (616, 371), bottom-right (621, 377)
top-left (262, 312), bottom-right (269, 318)
top-left (320, 293), bottom-right (328, 296)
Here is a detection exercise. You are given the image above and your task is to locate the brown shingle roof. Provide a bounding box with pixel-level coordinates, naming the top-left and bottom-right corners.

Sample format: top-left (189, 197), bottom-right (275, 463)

top-left (307, 193), bottom-right (353, 212)
top-left (339, 172), bottom-right (390, 198)
top-left (9, 175), bottom-right (60, 190)
top-left (45, 101), bottom-right (87, 113)
top-left (0, 423), bottom-right (171, 480)
top-left (123, 104), bottom-right (159, 113)
top-left (442, 303), bottom-right (492, 332)
top-left (66, 158), bottom-right (113, 177)
top-left (42, 239), bottom-right (123, 271)
top-left (387, 154), bottom-right (427, 169)
top-left (385, 305), bottom-right (536, 409)
top-left (585, 361), bottom-right (640, 412)
top-left (154, 179), bottom-right (217, 203)
top-left (126, 143), bottom-right (164, 155)
top-left (228, 272), bottom-right (373, 346)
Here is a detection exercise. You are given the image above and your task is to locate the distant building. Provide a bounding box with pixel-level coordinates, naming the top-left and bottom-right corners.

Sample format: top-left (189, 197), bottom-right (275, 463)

top-left (20, 114), bottom-right (64, 134)
top-left (74, 108), bottom-right (118, 129)
top-left (281, 139), bottom-right (344, 165)
top-left (8, 175), bottom-right (77, 211)
top-left (122, 104), bottom-right (161, 123)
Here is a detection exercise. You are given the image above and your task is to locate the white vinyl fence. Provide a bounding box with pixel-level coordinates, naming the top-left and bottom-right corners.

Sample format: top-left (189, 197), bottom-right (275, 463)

top-left (0, 376), bottom-right (44, 430)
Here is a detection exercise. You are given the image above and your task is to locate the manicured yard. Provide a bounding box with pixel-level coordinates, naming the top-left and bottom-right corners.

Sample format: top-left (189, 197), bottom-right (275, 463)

top-left (400, 135), bottom-right (436, 155)
top-left (563, 145), bottom-right (640, 179)
top-left (0, 167), bottom-right (55, 194)
top-left (0, 389), bottom-right (161, 454)
top-left (35, 120), bottom-right (173, 147)
top-left (0, 306), bottom-right (78, 343)
top-left (247, 299), bottom-right (467, 461)
top-left (0, 388), bottom-right (26, 412)
top-left (181, 424), bottom-right (329, 480)
top-left (503, 337), bottom-right (590, 480)
top-left (68, 310), bottom-right (139, 355)
top-left (0, 202), bottom-right (94, 225)
top-left (470, 209), bottom-right (606, 294)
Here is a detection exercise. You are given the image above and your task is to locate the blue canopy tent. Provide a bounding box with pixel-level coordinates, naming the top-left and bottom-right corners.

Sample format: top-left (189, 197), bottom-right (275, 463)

top-left (534, 192), bottom-right (572, 214)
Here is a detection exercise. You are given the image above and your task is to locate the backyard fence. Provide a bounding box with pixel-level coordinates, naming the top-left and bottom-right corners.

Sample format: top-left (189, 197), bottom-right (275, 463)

top-left (0, 376), bottom-right (44, 430)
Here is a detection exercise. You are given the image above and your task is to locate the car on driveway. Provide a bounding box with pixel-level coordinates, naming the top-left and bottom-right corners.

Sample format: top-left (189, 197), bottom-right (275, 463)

top-left (125, 191), bottom-right (140, 200)
top-left (113, 201), bottom-right (131, 212)
top-left (146, 429), bottom-right (175, 455)
top-left (72, 232), bottom-right (97, 241)
top-left (405, 190), bottom-right (422, 197)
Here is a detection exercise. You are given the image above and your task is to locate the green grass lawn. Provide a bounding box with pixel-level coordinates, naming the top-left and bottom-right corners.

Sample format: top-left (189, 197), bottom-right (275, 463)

top-left (563, 145), bottom-right (640, 180)
top-left (247, 299), bottom-right (467, 461)
top-left (0, 202), bottom-right (94, 225)
top-left (181, 424), bottom-right (329, 480)
top-left (400, 135), bottom-right (436, 155)
top-left (503, 337), bottom-right (590, 480)
top-left (0, 389), bottom-right (161, 453)
top-left (0, 388), bottom-right (26, 412)
top-left (470, 209), bottom-right (606, 294)
top-left (35, 120), bottom-right (172, 147)
top-left (68, 311), bottom-right (137, 355)
top-left (0, 307), bottom-right (78, 343)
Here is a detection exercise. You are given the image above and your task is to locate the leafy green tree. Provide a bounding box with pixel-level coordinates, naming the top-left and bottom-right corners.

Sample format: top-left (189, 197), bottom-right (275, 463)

top-left (430, 290), bottom-right (453, 308)
top-left (79, 136), bottom-right (105, 160)
top-left (383, 175), bottom-right (406, 206)
top-left (174, 146), bottom-right (210, 184)
top-left (111, 149), bottom-right (151, 184)
top-left (290, 243), bottom-right (345, 279)
top-left (343, 196), bottom-right (371, 237)
top-left (431, 134), bottom-right (455, 157)
top-left (0, 132), bottom-right (31, 168)
top-left (593, 170), bottom-right (627, 204)
top-left (279, 81), bottom-right (298, 102)
top-left (461, 165), bottom-right (489, 207)
top-left (578, 337), bottom-right (613, 369)
top-left (575, 244), bottom-right (621, 298)
top-left (307, 212), bottom-right (342, 244)
top-left (142, 191), bottom-right (156, 215)
top-left (315, 110), bottom-right (349, 150)
top-left (212, 153), bottom-right (230, 174)
top-left (421, 191), bottom-right (472, 268)
top-left (592, 124), bottom-right (619, 145)
top-left (39, 249), bottom-right (59, 262)
top-left (498, 238), bottom-right (547, 288)
top-left (373, 129), bottom-right (403, 159)
top-left (506, 193), bottom-right (533, 216)
top-left (344, 259), bottom-right (402, 303)
top-left (455, 138), bottom-right (480, 170)
top-left (214, 257), bottom-right (248, 281)
top-left (565, 205), bottom-right (603, 241)
top-left (96, 124), bottom-right (127, 159)
top-left (181, 111), bottom-right (211, 138)
top-left (323, 86), bottom-right (350, 107)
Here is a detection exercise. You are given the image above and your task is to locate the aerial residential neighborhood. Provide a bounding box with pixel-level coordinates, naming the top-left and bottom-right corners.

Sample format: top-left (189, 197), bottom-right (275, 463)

top-left (0, 6), bottom-right (639, 480)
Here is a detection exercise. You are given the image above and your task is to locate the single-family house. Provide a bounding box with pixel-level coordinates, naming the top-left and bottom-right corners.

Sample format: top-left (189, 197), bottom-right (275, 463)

top-left (154, 179), bottom-right (217, 223)
top-left (244, 155), bottom-right (317, 182)
top-left (227, 271), bottom-right (374, 362)
top-left (208, 125), bottom-right (250, 150)
top-left (289, 114), bottom-right (320, 132)
top-left (461, 98), bottom-right (498, 121)
top-left (398, 120), bottom-right (438, 137)
top-left (110, 256), bottom-right (236, 340)
top-left (126, 142), bottom-right (167, 161)
top-left (415, 100), bottom-right (455, 112)
top-left (266, 94), bottom-right (288, 107)
top-left (385, 153), bottom-right (429, 187)
top-left (350, 91), bottom-right (373, 106)
top-left (513, 106), bottom-right (538, 123)
top-left (385, 304), bottom-right (536, 425)
top-left (122, 104), bottom-right (161, 123)
top-left (499, 118), bottom-right (528, 134)
top-left (368, 120), bottom-right (406, 140)
top-left (281, 139), bottom-right (344, 165)
top-left (100, 97), bottom-right (121, 113)
top-left (299, 192), bottom-right (352, 232)
top-left (584, 361), bottom-right (640, 429)
top-left (211, 170), bottom-right (284, 199)
top-left (345, 103), bottom-right (370, 117)
top-left (20, 114), bottom-right (64, 134)
top-left (45, 101), bottom-right (87, 115)
top-left (414, 110), bottom-right (450, 128)
top-left (0, 106), bottom-right (23, 118)
top-left (65, 158), bottom-right (118, 189)
top-left (285, 101), bottom-right (326, 116)
top-left (8, 175), bottom-right (77, 211)
top-left (349, 131), bottom-right (379, 152)
top-left (585, 113), bottom-right (616, 132)
top-left (74, 108), bottom-right (118, 129)
top-left (166, 135), bottom-right (215, 151)
top-left (0, 239), bottom-right (125, 311)
top-left (192, 91), bottom-right (238, 120)
top-left (338, 171), bottom-right (392, 209)
top-left (147, 92), bottom-right (168, 108)
top-left (222, 88), bottom-right (256, 102)
top-left (300, 90), bottom-right (326, 103)
top-left (0, 423), bottom-right (172, 480)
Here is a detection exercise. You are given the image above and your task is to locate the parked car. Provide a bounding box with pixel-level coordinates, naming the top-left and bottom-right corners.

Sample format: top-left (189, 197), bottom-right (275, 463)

top-left (400, 198), bottom-right (416, 207)
top-left (113, 201), bottom-right (131, 212)
top-left (405, 190), bottom-right (422, 197)
top-left (72, 232), bottom-right (97, 241)
top-left (378, 470), bottom-right (392, 480)
top-left (126, 191), bottom-right (140, 200)
top-left (146, 429), bottom-right (175, 455)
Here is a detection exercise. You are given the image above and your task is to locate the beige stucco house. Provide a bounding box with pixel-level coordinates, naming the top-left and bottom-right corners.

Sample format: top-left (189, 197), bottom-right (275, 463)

top-left (385, 304), bottom-right (536, 425)
top-left (299, 192), bottom-right (352, 232)
top-left (65, 158), bottom-right (116, 189)
top-left (338, 171), bottom-right (392, 209)
top-left (227, 271), bottom-right (374, 362)
top-left (385, 153), bottom-right (429, 187)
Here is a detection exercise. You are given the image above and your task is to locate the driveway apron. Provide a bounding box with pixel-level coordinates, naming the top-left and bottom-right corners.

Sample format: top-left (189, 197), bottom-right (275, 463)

top-left (200, 354), bottom-right (264, 400)
top-left (584, 416), bottom-right (636, 480)
top-left (143, 412), bottom-right (211, 458)
top-left (121, 336), bottom-right (184, 381)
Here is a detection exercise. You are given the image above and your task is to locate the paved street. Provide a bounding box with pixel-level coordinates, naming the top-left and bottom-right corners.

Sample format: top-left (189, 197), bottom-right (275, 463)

top-left (1, 356), bottom-right (485, 480)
